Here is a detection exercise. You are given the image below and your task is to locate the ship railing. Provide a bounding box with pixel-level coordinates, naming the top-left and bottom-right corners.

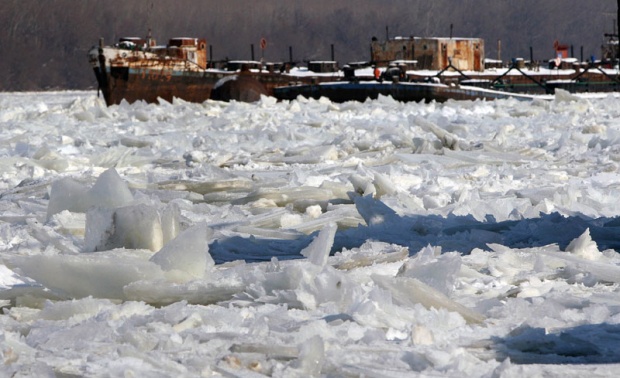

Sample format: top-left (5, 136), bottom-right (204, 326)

top-left (435, 58), bottom-right (472, 81)
top-left (490, 64), bottom-right (550, 93)
top-left (574, 64), bottom-right (620, 85)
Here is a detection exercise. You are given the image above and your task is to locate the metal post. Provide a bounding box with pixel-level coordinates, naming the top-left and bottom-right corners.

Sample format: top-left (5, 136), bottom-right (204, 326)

top-left (530, 46), bottom-right (533, 65)
top-left (251, 44), bottom-right (255, 61)
top-left (289, 46), bottom-right (293, 63)
top-left (331, 44), bottom-right (335, 61)
top-left (497, 39), bottom-right (501, 62)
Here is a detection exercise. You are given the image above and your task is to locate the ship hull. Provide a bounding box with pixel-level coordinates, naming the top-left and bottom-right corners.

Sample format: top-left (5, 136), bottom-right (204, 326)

top-left (89, 43), bottom-right (312, 106)
top-left (90, 37), bottom-right (620, 106)
top-left (273, 81), bottom-right (541, 103)
top-left (98, 66), bottom-right (221, 105)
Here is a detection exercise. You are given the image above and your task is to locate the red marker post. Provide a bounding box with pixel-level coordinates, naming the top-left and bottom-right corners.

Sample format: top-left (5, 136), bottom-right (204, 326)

top-left (260, 38), bottom-right (267, 61)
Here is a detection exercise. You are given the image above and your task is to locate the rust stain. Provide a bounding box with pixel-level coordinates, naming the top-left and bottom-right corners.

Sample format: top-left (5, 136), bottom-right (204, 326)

top-left (371, 37), bottom-right (485, 72)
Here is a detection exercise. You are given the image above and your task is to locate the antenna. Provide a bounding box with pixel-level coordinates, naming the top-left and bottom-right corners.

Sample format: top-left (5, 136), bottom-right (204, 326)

top-left (146, 1), bottom-right (154, 36)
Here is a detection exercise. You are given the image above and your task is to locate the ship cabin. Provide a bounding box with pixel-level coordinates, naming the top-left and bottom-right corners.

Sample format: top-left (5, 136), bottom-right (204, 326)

top-left (166, 38), bottom-right (208, 69)
top-left (146, 37), bottom-right (208, 69)
top-left (371, 36), bottom-right (485, 72)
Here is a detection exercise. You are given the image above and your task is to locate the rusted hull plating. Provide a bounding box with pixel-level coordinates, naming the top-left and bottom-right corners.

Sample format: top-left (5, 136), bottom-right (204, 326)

top-left (89, 41), bottom-right (322, 106)
top-left (99, 66), bottom-right (218, 105)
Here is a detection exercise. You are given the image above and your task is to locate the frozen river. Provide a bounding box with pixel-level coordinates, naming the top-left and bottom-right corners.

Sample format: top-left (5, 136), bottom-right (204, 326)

top-left (1, 90), bottom-right (620, 376)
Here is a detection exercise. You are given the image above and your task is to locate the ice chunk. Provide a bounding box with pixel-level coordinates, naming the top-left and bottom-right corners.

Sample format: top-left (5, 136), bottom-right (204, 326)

top-left (281, 145), bottom-right (338, 164)
top-left (157, 178), bottom-right (254, 195)
top-left (349, 174), bottom-right (376, 197)
top-left (113, 205), bottom-right (164, 251)
top-left (47, 168), bottom-right (134, 219)
top-left (397, 246), bottom-right (462, 296)
top-left (50, 210), bottom-right (86, 237)
top-left (150, 223), bottom-right (214, 281)
top-left (84, 204), bottom-right (163, 252)
top-left (373, 172), bottom-right (397, 197)
top-left (566, 228), bottom-right (600, 260)
top-left (83, 207), bottom-right (115, 252)
top-left (412, 116), bottom-right (466, 151)
top-left (354, 195), bottom-right (400, 226)
top-left (124, 274), bottom-right (245, 306)
top-left (290, 335), bottom-right (325, 376)
top-left (161, 202), bottom-right (182, 243)
top-left (232, 187), bottom-right (334, 208)
top-left (300, 223), bottom-right (337, 268)
top-left (89, 168), bottom-right (134, 209)
top-left (554, 88), bottom-right (581, 103)
top-left (6, 250), bottom-right (164, 300)
top-left (280, 213), bottom-right (303, 228)
top-left (373, 274), bottom-right (485, 324)
top-left (46, 178), bottom-right (90, 219)
top-left (0, 264), bottom-right (24, 288)
top-left (305, 205), bottom-right (322, 219)
top-left (330, 242), bottom-right (409, 270)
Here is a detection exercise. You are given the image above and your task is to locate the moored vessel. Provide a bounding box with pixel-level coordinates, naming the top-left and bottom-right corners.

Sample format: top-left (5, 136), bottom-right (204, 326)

top-left (88, 34), bottom-right (341, 106)
top-left (89, 31), bottom-right (620, 106)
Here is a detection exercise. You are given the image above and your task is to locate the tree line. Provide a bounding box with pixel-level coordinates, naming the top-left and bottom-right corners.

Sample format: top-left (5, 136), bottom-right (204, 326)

top-left (0, 0), bottom-right (616, 91)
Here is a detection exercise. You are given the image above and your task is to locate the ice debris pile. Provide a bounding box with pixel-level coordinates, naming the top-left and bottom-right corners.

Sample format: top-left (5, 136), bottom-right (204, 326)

top-left (1, 91), bottom-right (620, 376)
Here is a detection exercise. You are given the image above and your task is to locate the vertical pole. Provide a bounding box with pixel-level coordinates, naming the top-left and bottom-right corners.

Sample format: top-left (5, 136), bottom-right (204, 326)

top-left (580, 46), bottom-right (583, 62)
top-left (497, 39), bottom-right (501, 62)
top-left (386, 26), bottom-right (389, 40)
top-left (289, 46), bottom-right (293, 63)
top-left (571, 45), bottom-right (574, 58)
top-left (331, 44), bottom-right (335, 61)
top-left (530, 46), bottom-right (533, 65)
top-left (209, 45), bottom-right (213, 67)
top-left (251, 44), bottom-right (255, 61)
top-left (617, 0), bottom-right (620, 61)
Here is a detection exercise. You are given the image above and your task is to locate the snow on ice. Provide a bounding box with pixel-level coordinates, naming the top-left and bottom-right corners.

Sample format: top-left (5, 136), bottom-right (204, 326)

top-left (1, 90), bottom-right (620, 376)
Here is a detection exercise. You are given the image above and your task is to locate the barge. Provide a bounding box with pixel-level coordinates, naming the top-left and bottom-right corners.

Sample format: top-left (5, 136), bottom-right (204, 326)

top-left (89, 32), bottom-right (620, 105)
top-left (88, 35), bottom-right (341, 106)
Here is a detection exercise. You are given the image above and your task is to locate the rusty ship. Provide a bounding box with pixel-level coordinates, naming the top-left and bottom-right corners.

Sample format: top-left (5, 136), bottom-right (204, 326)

top-left (90, 32), bottom-right (620, 106)
top-left (88, 34), bottom-right (342, 106)
top-left (275, 35), bottom-right (620, 102)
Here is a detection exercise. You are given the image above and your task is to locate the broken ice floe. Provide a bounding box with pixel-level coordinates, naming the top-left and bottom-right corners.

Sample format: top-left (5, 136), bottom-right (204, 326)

top-left (4, 162), bottom-right (620, 335)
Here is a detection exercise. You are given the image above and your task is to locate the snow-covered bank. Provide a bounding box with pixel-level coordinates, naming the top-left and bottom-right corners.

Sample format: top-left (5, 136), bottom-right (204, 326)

top-left (1, 90), bottom-right (620, 376)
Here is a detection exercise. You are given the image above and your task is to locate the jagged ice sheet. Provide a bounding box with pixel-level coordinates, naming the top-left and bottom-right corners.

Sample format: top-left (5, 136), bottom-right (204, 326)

top-left (1, 90), bottom-right (620, 376)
